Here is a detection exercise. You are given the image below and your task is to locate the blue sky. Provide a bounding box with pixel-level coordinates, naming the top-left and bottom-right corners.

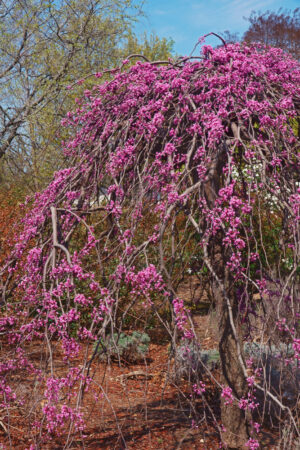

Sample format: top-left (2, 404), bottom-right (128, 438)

top-left (135, 0), bottom-right (299, 56)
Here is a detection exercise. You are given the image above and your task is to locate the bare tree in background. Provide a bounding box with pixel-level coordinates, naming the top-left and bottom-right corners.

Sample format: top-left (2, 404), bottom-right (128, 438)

top-left (243, 8), bottom-right (300, 60)
top-left (220, 30), bottom-right (240, 44)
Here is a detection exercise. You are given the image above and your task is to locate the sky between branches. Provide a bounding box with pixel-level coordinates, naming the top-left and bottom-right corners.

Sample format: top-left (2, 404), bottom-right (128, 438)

top-left (135, 0), bottom-right (299, 55)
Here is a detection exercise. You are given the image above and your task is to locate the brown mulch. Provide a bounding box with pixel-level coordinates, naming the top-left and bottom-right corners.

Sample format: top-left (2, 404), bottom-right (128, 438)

top-left (0, 315), bottom-right (280, 449)
top-left (0, 336), bottom-right (221, 449)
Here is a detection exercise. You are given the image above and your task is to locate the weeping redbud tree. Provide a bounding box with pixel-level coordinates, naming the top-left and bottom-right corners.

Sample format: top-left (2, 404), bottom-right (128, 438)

top-left (1, 38), bottom-right (299, 448)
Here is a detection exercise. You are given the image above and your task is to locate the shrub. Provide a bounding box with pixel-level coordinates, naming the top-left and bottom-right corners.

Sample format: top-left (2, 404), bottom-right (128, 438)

top-left (174, 340), bottom-right (220, 380)
top-left (175, 340), bottom-right (299, 412)
top-left (93, 331), bottom-right (150, 363)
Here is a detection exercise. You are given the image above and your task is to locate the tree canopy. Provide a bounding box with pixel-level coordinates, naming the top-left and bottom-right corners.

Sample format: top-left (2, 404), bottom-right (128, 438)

top-left (0, 39), bottom-right (299, 448)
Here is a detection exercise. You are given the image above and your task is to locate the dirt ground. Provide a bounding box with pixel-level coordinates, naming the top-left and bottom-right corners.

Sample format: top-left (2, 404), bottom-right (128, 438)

top-left (0, 310), bottom-right (281, 450)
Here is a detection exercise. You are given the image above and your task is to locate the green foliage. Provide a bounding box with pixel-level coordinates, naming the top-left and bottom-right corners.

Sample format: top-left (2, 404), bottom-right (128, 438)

top-left (93, 331), bottom-right (150, 363)
top-left (0, 0), bottom-right (174, 193)
top-left (122, 31), bottom-right (174, 61)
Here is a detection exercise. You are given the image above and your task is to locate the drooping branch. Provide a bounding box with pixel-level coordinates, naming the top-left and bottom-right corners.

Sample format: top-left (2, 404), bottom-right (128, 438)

top-left (0, 40), bottom-right (299, 448)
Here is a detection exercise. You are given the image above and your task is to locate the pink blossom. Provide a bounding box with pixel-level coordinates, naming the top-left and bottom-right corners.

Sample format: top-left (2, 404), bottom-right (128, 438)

top-left (221, 386), bottom-right (234, 405)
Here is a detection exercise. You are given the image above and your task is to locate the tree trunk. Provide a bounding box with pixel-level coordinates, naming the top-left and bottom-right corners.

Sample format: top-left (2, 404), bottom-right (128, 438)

top-left (214, 279), bottom-right (250, 448)
top-left (204, 144), bottom-right (250, 448)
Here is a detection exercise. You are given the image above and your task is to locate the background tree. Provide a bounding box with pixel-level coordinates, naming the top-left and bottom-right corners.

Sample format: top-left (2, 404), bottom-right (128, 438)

top-left (123, 31), bottom-right (175, 61)
top-left (0, 0), bottom-right (173, 193)
top-left (243, 8), bottom-right (300, 60)
top-left (220, 30), bottom-right (240, 44)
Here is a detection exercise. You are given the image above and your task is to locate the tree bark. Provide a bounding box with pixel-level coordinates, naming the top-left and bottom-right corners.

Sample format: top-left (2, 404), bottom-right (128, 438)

top-left (213, 278), bottom-right (250, 448)
top-left (204, 144), bottom-right (250, 448)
